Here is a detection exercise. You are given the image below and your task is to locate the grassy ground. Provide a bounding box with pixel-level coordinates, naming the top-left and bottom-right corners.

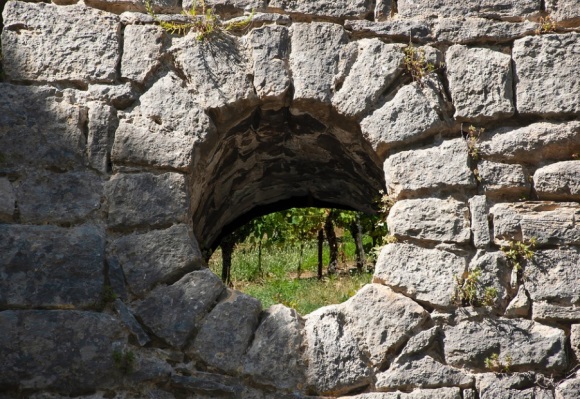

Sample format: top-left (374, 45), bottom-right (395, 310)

top-left (208, 237), bottom-right (373, 315)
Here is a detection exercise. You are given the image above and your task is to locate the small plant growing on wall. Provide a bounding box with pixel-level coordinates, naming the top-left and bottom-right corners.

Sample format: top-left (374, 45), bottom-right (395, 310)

top-left (501, 238), bottom-right (536, 272)
top-left (485, 352), bottom-right (513, 373)
top-left (112, 349), bottom-right (135, 375)
top-left (403, 45), bottom-right (436, 84)
top-left (536, 16), bottom-right (557, 34)
top-left (452, 268), bottom-right (498, 307)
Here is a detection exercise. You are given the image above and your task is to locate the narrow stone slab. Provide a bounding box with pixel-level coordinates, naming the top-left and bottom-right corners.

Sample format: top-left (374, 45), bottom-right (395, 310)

top-left (468, 195), bottom-right (491, 249)
top-left (533, 302), bottom-right (580, 323)
top-left (477, 373), bottom-right (555, 399)
top-left (478, 160), bottom-right (530, 196)
top-left (434, 18), bottom-right (538, 44)
top-left (269, 0), bottom-right (372, 20)
top-left (572, 324), bottom-right (580, 361)
top-left (121, 25), bottom-right (164, 84)
top-left (87, 102), bottom-right (118, 174)
top-left (534, 160), bottom-right (580, 201)
top-left (345, 19), bottom-right (434, 42)
top-left (397, 0), bottom-right (540, 20)
top-left (86, 0), bottom-right (181, 13)
top-left (0, 225), bottom-right (105, 308)
top-left (1, 2), bottom-right (119, 83)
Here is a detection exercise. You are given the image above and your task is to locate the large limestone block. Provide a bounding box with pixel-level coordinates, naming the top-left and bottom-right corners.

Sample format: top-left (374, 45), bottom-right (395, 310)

top-left (15, 171), bottom-right (103, 224)
top-left (387, 198), bottom-right (470, 244)
top-left (0, 225), bottom-right (105, 308)
top-left (109, 224), bottom-right (203, 296)
top-left (0, 178), bottom-right (15, 222)
top-left (133, 269), bottom-right (225, 348)
top-left (341, 284), bottom-right (429, 365)
top-left (269, 0), bottom-right (371, 20)
top-left (477, 373), bottom-right (556, 399)
top-left (513, 33), bottom-right (580, 116)
top-left (468, 195), bottom-right (491, 249)
top-left (556, 376), bottom-right (580, 399)
top-left (446, 45), bottom-right (514, 122)
top-left (383, 138), bottom-right (475, 199)
top-left (361, 78), bottom-right (448, 156)
top-left (333, 39), bottom-right (404, 119)
top-left (477, 160), bottom-right (530, 196)
top-left (547, 0), bottom-right (580, 27)
top-left (374, 243), bottom-right (467, 308)
top-left (0, 310), bottom-right (126, 393)
top-left (105, 172), bottom-right (188, 229)
top-left (289, 23), bottom-right (347, 116)
top-left (304, 306), bottom-right (372, 395)
top-left (534, 161), bottom-right (580, 201)
top-left (1, 2), bottom-right (119, 83)
top-left (0, 84), bottom-right (87, 170)
top-left (121, 25), bottom-right (164, 84)
top-left (397, 0), bottom-right (540, 20)
top-left (87, 102), bottom-right (118, 174)
top-left (434, 18), bottom-right (538, 44)
top-left (444, 318), bottom-right (567, 372)
top-left (190, 291), bottom-right (261, 374)
top-left (490, 202), bottom-right (580, 246)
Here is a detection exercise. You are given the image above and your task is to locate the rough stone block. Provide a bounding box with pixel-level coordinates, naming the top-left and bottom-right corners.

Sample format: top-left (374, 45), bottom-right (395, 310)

top-left (109, 224), bottom-right (203, 296)
top-left (86, 0), bottom-right (181, 13)
top-left (387, 198), bottom-right (471, 244)
top-left (0, 224), bottom-right (105, 308)
top-left (572, 324), bottom-right (580, 360)
top-left (344, 19), bottom-right (434, 42)
top-left (113, 299), bottom-right (151, 346)
top-left (434, 18), bottom-right (538, 44)
top-left (0, 310), bottom-right (126, 393)
top-left (133, 269), bottom-right (225, 348)
top-left (397, 0), bottom-right (540, 20)
top-left (477, 373), bottom-right (556, 399)
top-left (15, 171), bottom-right (103, 224)
top-left (333, 39), bottom-right (404, 119)
top-left (505, 286), bottom-right (531, 318)
top-left (446, 45), bottom-right (514, 122)
top-left (191, 291), bottom-right (262, 373)
top-left (374, 243), bottom-right (467, 309)
top-left (384, 138), bottom-right (475, 199)
top-left (556, 376), bottom-right (580, 399)
top-left (1, 2), bottom-right (119, 83)
top-left (468, 250), bottom-right (511, 308)
top-left (513, 33), bottom-right (580, 116)
top-left (533, 302), bottom-right (580, 323)
top-left (88, 102), bottom-right (118, 174)
top-left (121, 25), bottom-right (164, 84)
top-left (0, 178), bottom-right (16, 222)
top-left (374, 0), bottom-right (392, 21)
top-left (547, 0), bottom-right (580, 27)
top-left (477, 160), bottom-right (530, 196)
top-left (468, 195), bottom-right (491, 249)
top-left (534, 160), bottom-right (580, 201)
top-left (444, 318), bottom-right (567, 372)
top-left (88, 83), bottom-right (139, 109)
top-left (105, 172), bottom-right (188, 229)
top-left (184, 0), bottom-right (266, 17)
top-left (269, 0), bottom-right (371, 20)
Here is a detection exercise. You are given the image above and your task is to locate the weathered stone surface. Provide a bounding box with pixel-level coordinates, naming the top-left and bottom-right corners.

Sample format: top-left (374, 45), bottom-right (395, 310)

top-left (248, 25), bottom-right (291, 109)
top-left (0, 310), bottom-right (126, 393)
top-left (572, 324), bottom-right (580, 360)
top-left (0, 178), bottom-right (15, 222)
top-left (113, 299), bottom-right (150, 346)
top-left (398, 327), bottom-right (439, 359)
top-left (505, 285), bottom-right (531, 318)
top-left (361, 78), bottom-right (448, 156)
top-left (87, 102), bottom-right (117, 174)
top-left (533, 302), bottom-right (580, 323)
top-left (469, 196), bottom-right (491, 249)
top-left (332, 39), bottom-right (404, 119)
top-left (133, 269), bottom-right (225, 348)
top-left (289, 23), bottom-right (347, 116)
top-left (376, 355), bottom-right (473, 390)
top-left (490, 202), bottom-right (580, 246)
top-left (468, 250), bottom-right (511, 308)
top-left (478, 121), bottom-right (580, 164)
top-left (304, 306), bottom-right (372, 395)
top-left (0, 84), bottom-right (87, 171)
top-left (343, 387), bottom-right (462, 399)
top-left (121, 25), bottom-right (164, 84)
top-left (434, 18), bottom-right (538, 44)
top-left (1, 2), bottom-right (119, 83)
top-left (446, 45), bottom-right (514, 122)
top-left (387, 198), bottom-right (471, 244)
top-left (184, 0), bottom-right (266, 16)
top-left (344, 19), bottom-right (434, 42)
top-left (547, 0), bottom-right (580, 27)
top-left (444, 318), bottom-right (567, 372)
top-left (513, 33), bottom-right (580, 116)
top-left (87, 0), bottom-right (181, 13)
top-left (105, 172), bottom-right (188, 229)
top-left (15, 171), bottom-right (103, 224)
top-left (341, 284), bottom-right (429, 365)
top-left (88, 83), bottom-right (138, 109)
top-left (170, 371), bottom-right (243, 396)
top-left (384, 138), bottom-right (475, 200)
top-left (0, 225), bottom-right (105, 308)
top-left (374, 243), bottom-right (467, 308)
top-left (534, 161), bottom-right (580, 201)
top-left (476, 373), bottom-right (555, 399)
top-left (478, 160), bottom-right (530, 196)
top-left (112, 72), bottom-right (215, 171)
top-left (374, 0), bottom-right (392, 21)
top-left (191, 291), bottom-right (261, 374)
top-left (109, 224), bottom-right (203, 296)
top-left (269, 0), bottom-right (371, 20)
top-left (556, 376), bottom-right (580, 399)
top-left (397, 0), bottom-right (540, 20)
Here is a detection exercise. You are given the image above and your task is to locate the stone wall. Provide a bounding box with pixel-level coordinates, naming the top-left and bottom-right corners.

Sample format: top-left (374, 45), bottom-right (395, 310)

top-left (1, 0), bottom-right (580, 398)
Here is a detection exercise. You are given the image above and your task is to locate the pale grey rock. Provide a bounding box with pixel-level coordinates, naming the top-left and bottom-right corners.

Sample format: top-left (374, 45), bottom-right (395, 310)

top-left (444, 318), bottom-right (567, 372)
top-left (248, 25), bottom-right (291, 110)
top-left (397, 0), bottom-right (540, 20)
top-left (547, 0), bottom-right (580, 27)
top-left (243, 305), bottom-right (306, 391)
top-left (113, 299), bottom-right (151, 346)
top-left (0, 225), bottom-right (105, 308)
top-left (121, 25), bottom-right (164, 84)
top-left (87, 102), bottom-right (117, 174)
top-left (88, 83), bottom-right (138, 109)
top-left (446, 45), bottom-right (514, 122)
top-left (434, 18), bottom-right (538, 44)
top-left (332, 39), bottom-right (404, 119)
top-left (0, 310), bottom-right (126, 393)
top-left (340, 393), bottom-right (400, 399)
top-left (572, 324), bottom-right (580, 360)
top-left (223, 12), bottom-right (292, 28)
top-left (1, 2), bottom-right (119, 83)
top-left (304, 306), bottom-right (372, 395)
top-left (269, 0), bottom-right (372, 20)
top-left (469, 195), bottom-right (491, 249)
top-left (513, 33), bottom-right (580, 116)
top-left (86, 0), bottom-right (181, 13)
top-left (478, 121), bottom-right (580, 164)
top-left (398, 327), bottom-right (439, 359)
top-left (361, 78), bottom-right (448, 156)
top-left (109, 224), bottom-right (203, 296)
top-left (490, 202), bottom-right (580, 246)
top-left (191, 291), bottom-right (261, 374)
top-left (533, 302), bottom-right (580, 323)
top-left (374, 243), bottom-right (467, 309)
top-left (344, 19), bottom-right (434, 42)
top-left (383, 138), bottom-right (475, 199)
top-left (341, 284), bottom-right (429, 365)
top-left (505, 286), bottom-right (531, 318)
top-left (0, 178), bottom-right (15, 222)
top-left (387, 198), bottom-right (471, 244)
top-left (376, 355), bottom-right (473, 390)
top-left (404, 389), bottom-right (461, 399)
top-left (556, 376), bottom-right (580, 399)
top-left (534, 161), bottom-right (580, 201)
top-left (289, 23), bottom-right (347, 117)
top-left (133, 269), bottom-right (225, 348)
top-left (478, 160), bottom-right (530, 196)
top-left (184, 0), bottom-right (266, 16)
top-left (375, 0), bottom-right (392, 21)
top-left (105, 172), bottom-right (188, 229)
top-left (477, 373), bottom-right (555, 399)
top-left (468, 250), bottom-right (511, 308)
